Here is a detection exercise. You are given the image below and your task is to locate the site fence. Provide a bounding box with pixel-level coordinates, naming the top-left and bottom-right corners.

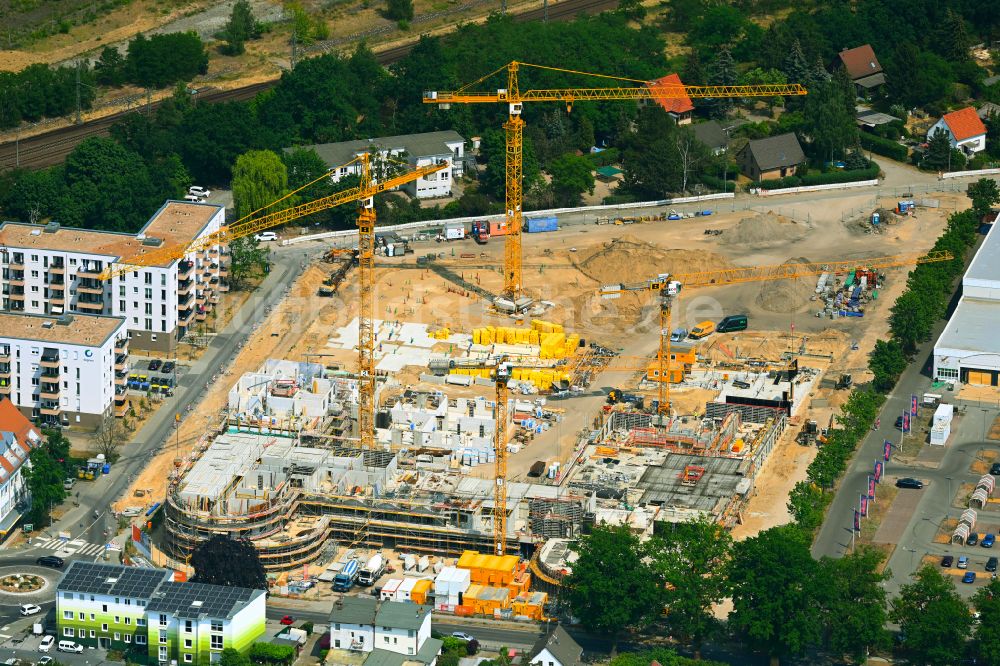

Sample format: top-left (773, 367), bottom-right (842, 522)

top-left (281, 193), bottom-right (735, 246)
top-left (753, 179), bottom-right (879, 197)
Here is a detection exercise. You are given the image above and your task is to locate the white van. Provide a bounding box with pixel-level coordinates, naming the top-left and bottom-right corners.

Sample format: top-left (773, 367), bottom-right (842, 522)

top-left (57, 640), bottom-right (83, 654)
top-left (254, 232), bottom-right (278, 242)
top-left (183, 194), bottom-right (205, 203)
top-left (39, 635), bottom-right (55, 652)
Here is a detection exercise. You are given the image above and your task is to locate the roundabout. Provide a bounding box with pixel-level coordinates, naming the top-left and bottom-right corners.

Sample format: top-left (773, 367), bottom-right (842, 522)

top-left (0, 566), bottom-right (57, 605)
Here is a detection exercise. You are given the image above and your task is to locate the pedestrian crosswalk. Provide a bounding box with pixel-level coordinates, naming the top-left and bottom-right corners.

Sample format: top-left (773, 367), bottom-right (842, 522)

top-left (33, 537), bottom-right (108, 556)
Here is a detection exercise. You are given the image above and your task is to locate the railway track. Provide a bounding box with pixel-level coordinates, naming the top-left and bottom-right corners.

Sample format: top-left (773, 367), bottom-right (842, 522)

top-left (0, 0), bottom-right (619, 171)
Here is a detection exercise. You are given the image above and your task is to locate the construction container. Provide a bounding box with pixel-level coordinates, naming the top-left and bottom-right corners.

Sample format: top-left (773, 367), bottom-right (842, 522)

top-left (464, 584), bottom-right (511, 616)
top-left (512, 591), bottom-right (548, 621)
top-left (931, 423), bottom-right (950, 446)
top-left (934, 403), bottom-right (954, 426)
top-left (457, 551), bottom-right (521, 586)
top-left (380, 578), bottom-right (403, 601)
top-left (411, 578), bottom-right (433, 605)
top-left (443, 222), bottom-right (466, 240)
top-left (524, 217), bottom-right (558, 233)
top-left (395, 577), bottom-right (418, 602)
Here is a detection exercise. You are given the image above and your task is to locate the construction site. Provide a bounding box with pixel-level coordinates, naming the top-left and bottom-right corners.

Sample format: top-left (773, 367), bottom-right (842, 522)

top-left (138, 184), bottom-right (963, 580)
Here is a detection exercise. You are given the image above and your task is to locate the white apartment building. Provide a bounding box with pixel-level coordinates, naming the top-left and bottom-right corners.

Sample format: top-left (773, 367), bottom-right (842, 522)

top-left (296, 131), bottom-right (466, 199)
top-left (0, 200), bottom-right (227, 353)
top-left (0, 312), bottom-right (128, 429)
top-left (0, 398), bottom-right (41, 535)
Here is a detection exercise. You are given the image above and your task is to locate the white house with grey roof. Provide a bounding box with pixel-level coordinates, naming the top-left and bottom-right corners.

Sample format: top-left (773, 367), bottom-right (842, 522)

top-left (934, 223), bottom-right (1000, 387)
top-left (528, 626), bottom-right (583, 666)
top-left (290, 131), bottom-right (466, 199)
top-left (329, 598), bottom-right (441, 666)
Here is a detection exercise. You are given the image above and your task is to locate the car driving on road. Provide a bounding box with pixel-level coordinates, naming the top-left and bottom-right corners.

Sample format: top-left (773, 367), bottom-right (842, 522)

top-left (19, 604), bottom-right (41, 616)
top-left (895, 477), bottom-right (924, 489)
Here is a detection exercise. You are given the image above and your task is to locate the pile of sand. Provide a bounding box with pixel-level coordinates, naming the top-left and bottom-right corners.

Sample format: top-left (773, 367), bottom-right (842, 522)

top-left (720, 213), bottom-right (806, 246)
top-left (573, 234), bottom-right (731, 285)
top-left (755, 257), bottom-right (816, 313)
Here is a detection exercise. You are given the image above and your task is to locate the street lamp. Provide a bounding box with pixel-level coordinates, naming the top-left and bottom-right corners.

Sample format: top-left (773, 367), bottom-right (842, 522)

top-left (946, 476), bottom-right (953, 506)
top-left (982, 408), bottom-right (991, 442)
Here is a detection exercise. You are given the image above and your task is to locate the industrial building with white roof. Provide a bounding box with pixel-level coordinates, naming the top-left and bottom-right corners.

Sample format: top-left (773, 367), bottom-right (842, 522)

top-left (934, 223), bottom-right (1000, 386)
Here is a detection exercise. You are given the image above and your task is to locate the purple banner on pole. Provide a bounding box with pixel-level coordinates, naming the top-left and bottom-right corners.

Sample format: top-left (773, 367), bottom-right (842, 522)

top-left (861, 494), bottom-right (869, 517)
top-left (868, 475), bottom-right (876, 499)
top-left (911, 394), bottom-right (918, 417)
top-left (854, 510), bottom-right (861, 532)
top-left (874, 460), bottom-right (884, 482)
top-left (903, 412), bottom-right (911, 434)
top-left (884, 439), bottom-right (892, 462)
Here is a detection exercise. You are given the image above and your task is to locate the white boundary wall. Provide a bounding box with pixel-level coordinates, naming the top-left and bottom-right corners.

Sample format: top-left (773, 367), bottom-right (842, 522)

top-left (753, 179), bottom-right (879, 197)
top-left (941, 168), bottom-right (1000, 179)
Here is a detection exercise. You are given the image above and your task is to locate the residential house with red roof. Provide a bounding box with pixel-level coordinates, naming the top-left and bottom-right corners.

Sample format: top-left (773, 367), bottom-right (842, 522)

top-left (927, 107), bottom-right (988, 156)
top-left (835, 45), bottom-right (886, 96)
top-left (644, 74), bottom-right (694, 125)
top-left (0, 397), bottom-right (41, 535)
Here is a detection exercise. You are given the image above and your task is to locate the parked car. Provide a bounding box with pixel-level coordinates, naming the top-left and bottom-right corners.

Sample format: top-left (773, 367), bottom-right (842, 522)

top-left (57, 641), bottom-right (83, 654)
top-left (451, 632), bottom-right (475, 642)
top-left (148, 359), bottom-right (161, 372)
top-left (941, 555), bottom-right (954, 568)
top-left (280, 615), bottom-right (295, 626)
top-left (969, 533), bottom-right (981, 547)
top-left (984, 534), bottom-right (996, 548)
top-left (183, 194), bottom-right (205, 203)
top-left (38, 656), bottom-right (53, 665)
top-left (188, 186), bottom-right (211, 198)
top-left (39, 636), bottom-right (55, 653)
top-left (894, 415), bottom-right (905, 429)
top-left (255, 232), bottom-right (278, 242)
top-left (688, 321), bottom-right (716, 339)
top-left (162, 361), bottom-right (176, 374)
top-left (992, 462), bottom-right (1000, 476)
top-left (963, 571), bottom-right (977, 584)
top-left (958, 556), bottom-right (969, 569)
top-left (19, 604), bottom-right (41, 616)
top-left (895, 477), bottom-right (924, 489)
top-left (63, 478), bottom-right (74, 490)
top-left (987, 557), bottom-right (998, 572)
top-left (36, 555), bottom-right (63, 569)
top-left (669, 328), bottom-right (688, 342)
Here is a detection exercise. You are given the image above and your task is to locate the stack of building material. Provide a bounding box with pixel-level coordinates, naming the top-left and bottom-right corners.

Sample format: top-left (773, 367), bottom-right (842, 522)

top-left (931, 403), bottom-right (954, 445)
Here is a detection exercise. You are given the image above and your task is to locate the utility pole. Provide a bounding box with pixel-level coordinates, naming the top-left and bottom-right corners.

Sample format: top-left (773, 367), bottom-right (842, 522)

top-left (146, 88), bottom-right (152, 115)
top-left (501, 0), bottom-right (506, 14)
top-left (543, 0), bottom-right (547, 20)
top-left (291, 31), bottom-right (297, 70)
top-left (74, 61), bottom-right (82, 125)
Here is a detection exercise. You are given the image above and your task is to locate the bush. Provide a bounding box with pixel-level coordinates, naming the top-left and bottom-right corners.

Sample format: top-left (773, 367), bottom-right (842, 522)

top-left (300, 621), bottom-right (314, 635)
top-left (799, 162), bottom-right (879, 186)
top-left (248, 643), bottom-right (295, 666)
top-left (860, 133), bottom-right (909, 162)
top-left (602, 193), bottom-right (641, 205)
top-left (587, 147), bottom-right (620, 167)
top-left (755, 175), bottom-right (801, 190)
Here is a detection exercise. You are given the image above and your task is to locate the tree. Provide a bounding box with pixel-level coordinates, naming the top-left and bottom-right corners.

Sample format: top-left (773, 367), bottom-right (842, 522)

top-left (890, 289), bottom-right (940, 353)
top-left (221, 0), bottom-right (262, 55)
top-left (968, 177), bottom-right (1000, 221)
top-left (385, 0), bottom-right (414, 22)
top-left (787, 481), bottom-right (827, 530)
top-left (816, 547), bottom-right (890, 664)
top-left (939, 9), bottom-right (972, 64)
top-left (191, 535), bottom-right (267, 589)
top-left (869, 338), bottom-right (907, 393)
top-left (648, 517), bottom-right (732, 656)
top-left (620, 107), bottom-right (685, 198)
top-left (891, 565), bottom-right (972, 665)
top-left (232, 150), bottom-right (290, 220)
top-left (22, 446), bottom-right (67, 527)
top-left (674, 126), bottom-right (710, 193)
top-left (739, 67), bottom-right (787, 114)
top-left (708, 46), bottom-right (737, 117)
top-left (90, 411), bottom-right (127, 463)
top-left (219, 648), bottom-right (251, 666)
top-left (228, 236), bottom-right (271, 290)
top-left (125, 32), bottom-right (208, 88)
top-left (563, 524), bottom-right (665, 648)
top-left (94, 46), bottom-right (127, 87)
top-left (973, 579), bottom-right (1000, 665)
top-left (781, 40), bottom-right (811, 95)
top-left (176, 102), bottom-right (264, 184)
top-left (803, 76), bottom-right (857, 162)
top-left (547, 153), bottom-right (595, 206)
top-left (728, 524), bottom-right (821, 664)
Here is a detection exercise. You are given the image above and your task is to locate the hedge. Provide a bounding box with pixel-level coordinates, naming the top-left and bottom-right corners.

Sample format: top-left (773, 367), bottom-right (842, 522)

top-left (249, 643), bottom-right (295, 666)
top-left (756, 162), bottom-right (879, 190)
top-left (860, 133), bottom-right (909, 162)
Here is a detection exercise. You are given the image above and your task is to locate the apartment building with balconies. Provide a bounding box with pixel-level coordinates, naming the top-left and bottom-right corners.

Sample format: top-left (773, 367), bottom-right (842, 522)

top-left (0, 312), bottom-right (128, 429)
top-left (0, 200), bottom-right (226, 353)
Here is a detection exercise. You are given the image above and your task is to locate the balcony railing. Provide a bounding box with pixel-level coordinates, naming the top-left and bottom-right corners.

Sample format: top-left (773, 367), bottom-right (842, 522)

top-left (40, 404), bottom-right (61, 416)
top-left (40, 355), bottom-right (60, 368)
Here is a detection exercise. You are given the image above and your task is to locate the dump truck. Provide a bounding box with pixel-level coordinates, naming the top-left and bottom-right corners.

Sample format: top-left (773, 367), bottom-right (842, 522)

top-left (471, 220), bottom-right (491, 244)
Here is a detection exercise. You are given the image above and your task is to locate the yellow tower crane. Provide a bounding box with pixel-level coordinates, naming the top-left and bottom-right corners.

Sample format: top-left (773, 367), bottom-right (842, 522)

top-left (100, 154), bottom-right (448, 449)
top-left (599, 251), bottom-right (955, 416)
top-left (424, 62), bottom-right (807, 301)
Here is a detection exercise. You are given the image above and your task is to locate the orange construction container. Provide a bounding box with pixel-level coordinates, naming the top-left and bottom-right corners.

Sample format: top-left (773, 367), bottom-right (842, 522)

top-left (512, 591), bottom-right (548, 621)
top-left (457, 550), bottom-right (520, 586)
top-left (411, 579), bottom-right (433, 605)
